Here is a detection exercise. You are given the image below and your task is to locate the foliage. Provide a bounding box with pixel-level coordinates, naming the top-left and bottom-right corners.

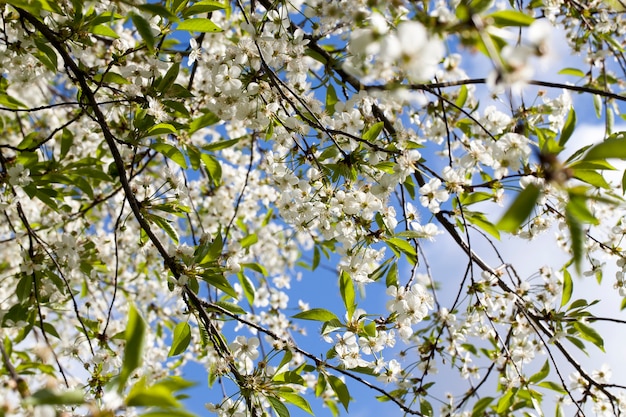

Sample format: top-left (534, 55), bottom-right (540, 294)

top-left (1, 0), bottom-right (626, 416)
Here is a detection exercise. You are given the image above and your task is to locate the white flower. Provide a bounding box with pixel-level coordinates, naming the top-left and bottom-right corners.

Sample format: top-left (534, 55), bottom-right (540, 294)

top-left (215, 64), bottom-right (242, 93)
top-left (188, 37), bottom-right (202, 66)
top-left (381, 21), bottom-right (444, 82)
top-left (419, 178), bottom-right (449, 213)
top-left (410, 222), bottom-right (443, 241)
top-left (7, 164), bottom-right (32, 187)
top-left (229, 336), bottom-right (260, 361)
top-left (147, 96), bottom-right (167, 123)
top-left (377, 359), bottom-right (401, 383)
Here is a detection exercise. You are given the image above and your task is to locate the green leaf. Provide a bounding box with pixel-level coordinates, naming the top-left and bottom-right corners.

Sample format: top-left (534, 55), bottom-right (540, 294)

top-left (465, 211), bottom-right (500, 240)
top-left (455, 84), bottom-right (468, 108)
top-left (363, 122), bottom-right (384, 142)
top-left (34, 38), bottom-right (58, 72)
top-left (190, 112), bottom-right (220, 134)
top-left (572, 169), bottom-right (610, 189)
top-left (326, 84), bottom-right (338, 115)
top-left (126, 378), bottom-right (181, 408)
top-left (183, 0), bottom-right (226, 17)
top-left (385, 237), bottom-right (417, 264)
top-left (157, 62), bottom-right (181, 93)
top-left (211, 301), bottom-right (246, 315)
top-left (566, 193), bottom-right (598, 225)
top-left (145, 214), bottom-right (179, 245)
top-left (25, 389), bottom-right (84, 406)
top-left (496, 184), bottom-right (541, 233)
top-left (268, 395), bottom-right (290, 417)
top-left (150, 142), bottom-right (188, 169)
top-left (420, 398), bottom-right (433, 417)
top-left (201, 153), bottom-right (222, 186)
top-left (573, 322), bottom-right (605, 351)
top-left (168, 322), bottom-right (191, 357)
top-left (138, 3), bottom-right (179, 21)
top-left (594, 94), bottom-right (602, 118)
top-left (567, 160), bottom-right (615, 171)
top-left (177, 18), bottom-right (222, 33)
top-left (203, 138), bottom-right (240, 151)
top-left (242, 262), bottom-right (268, 276)
top-left (558, 68), bottom-right (585, 77)
top-left (561, 269), bottom-right (573, 307)
top-left (566, 335), bottom-right (587, 353)
top-left (529, 360), bottom-right (550, 383)
top-left (339, 271), bottom-right (356, 319)
top-left (140, 410), bottom-right (198, 417)
top-left (537, 381), bottom-right (566, 394)
top-left (278, 392), bottom-right (314, 415)
top-left (312, 246), bottom-right (320, 270)
top-left (237, 273), bottom-right (255, 305)
top-left (90, 24), bottom-right (120, 39)
top-left (119, 304), bottom-right (146, 390)
top-left (200, 271), bottom-right (237, 298)
top-left (496, 389), bottom-right (515, 414)
top-left (559, 108), bottom-right (576, 147)
top-left (94, 71), bottom-right (130, 85)
top-left (327, 375), bottom-right (350, 411)
top-left (293, 308), bottom-right (340, 323)
top-left (363, 321), bottom-right (377, 338)
top-left (130, 13), bottom-right (155, 51)
top-left (147, 123), bottom-right (178, 136)
top-left (583, 131), bottom-right (626, 161)
top-left (240, 233), bottom-right (258, 249)
top-left (471, 397), bottom-right (494, 417)
top-left (565, 208), bottom-right (584, 274)
top-left (488, 10), bottom-right (535, 26)
top-left (16, 275), bottom-right (33, 302)
top-left (386, 261), bottom-right (398, 288)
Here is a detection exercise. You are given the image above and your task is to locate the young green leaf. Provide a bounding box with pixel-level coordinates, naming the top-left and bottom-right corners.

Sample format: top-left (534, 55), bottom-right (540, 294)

top-left (573, 322), bottom-right (605, 352)
top-left (582, 131), bottom-right (626, 161)
top-left (177, 18), bottom-right (222, 33)
top-left (201, 153), bottom-right (222, 186)
top-left (327, 375), bottom-right (350, 411)
top-left (130, 13), bottom-right (155, 50)
top-left (529, 360), bottom-right (550, 383)
top-left (559, 108), bottom-right (576, 147)
top-left (339, 271), bottom-right (356, 319)
top-left (293, 308), bottom-right (340, 323)
top-left (118, 304), bottom-right (146, 390)
top-left (168, 322), bottom-right (191, 357)
top-left (278, 392), bottom-right (314, 415)
top-left (496, 184), bottom-right (541, 233)
top-left (25, 389), bottom-right (84, 406)
top-left (561, 269), bottom-right (573, 307)
top-left (268, 395), bottom-right (290, 417)
top-left (150, 142), bottom-right (188, 169)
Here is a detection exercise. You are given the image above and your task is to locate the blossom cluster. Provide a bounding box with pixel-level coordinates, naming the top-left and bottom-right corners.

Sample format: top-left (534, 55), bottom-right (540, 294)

top-left (0, 0), bottom-right (626, 416)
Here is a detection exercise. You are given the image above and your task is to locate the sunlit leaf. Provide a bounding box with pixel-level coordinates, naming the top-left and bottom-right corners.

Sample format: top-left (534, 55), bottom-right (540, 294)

top-left (278, 392), bottom-right (314, 415)
top-left (268, 395), bottom-right (290, 417)
top-left (583, 131), bottom-right (626, 161)
top-left (119, 304), bottom-right (146, 390)
top-left (497, 184), bottom-right (541, 233)
top-left (177, 18), bottom-right (222, 33)
top-left (168, 322), bottom-right (191, 357)
top-left (573, 322), bottom-right (605, 352)
top-left (561, 269), bottom-right (573, 307)
top-left (488, 10), bottom-right (534, 26)
top-left (339, 271), bottom-right (356, 319)
top-left (293, 308), bottom-right (340, 322)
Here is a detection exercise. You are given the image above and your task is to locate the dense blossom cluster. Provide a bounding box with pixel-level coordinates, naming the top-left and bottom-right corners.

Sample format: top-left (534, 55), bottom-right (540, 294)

top-left (1, 0), bottom-right (626, 416)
